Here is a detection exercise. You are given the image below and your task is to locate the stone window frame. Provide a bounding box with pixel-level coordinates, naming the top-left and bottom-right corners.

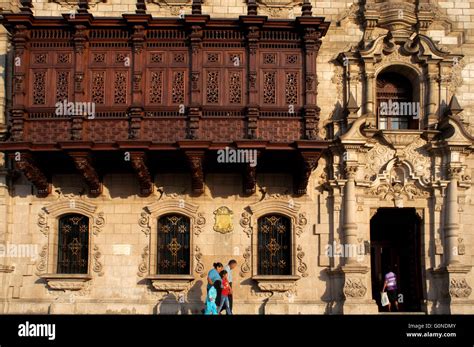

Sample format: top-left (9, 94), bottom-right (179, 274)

top-left (36, 199), bottom-right (105, 290)
top-left (240, 198), bottom-right (308, 295)
top-left (336, 32), bottom-right (463, 135)
top-left (139, 199), bottom-right (206, 293)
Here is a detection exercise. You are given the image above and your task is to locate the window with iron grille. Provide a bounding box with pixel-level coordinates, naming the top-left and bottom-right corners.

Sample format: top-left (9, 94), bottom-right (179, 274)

top-left (57, 214), bottom-right (89, 274)
top-left (157, 214), bottom-right (191, 275)
top-left (257, 214), bottom-right (291, 275)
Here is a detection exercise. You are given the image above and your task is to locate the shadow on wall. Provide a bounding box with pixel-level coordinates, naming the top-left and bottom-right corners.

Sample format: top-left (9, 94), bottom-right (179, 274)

top-left (155, 280), bottom-right (205, 315)
top-left (319, 269), bottom-right (341, 314)
top-left (426, 274), bottom-right (451, 315)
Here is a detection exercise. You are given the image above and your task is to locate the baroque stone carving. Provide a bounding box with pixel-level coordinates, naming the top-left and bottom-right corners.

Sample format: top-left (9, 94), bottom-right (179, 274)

top-left (449, 278), bottom-right (472, 298)
top-left (296, 213), bottom-right (308, 237)
top-left (194, 212), bottom-right (206, 236)
top-left (213, 206), bottom-right (234, 234)
top-left (296, 245), bottom-right (308, 277)
top-left (137, 245), bottom-right (149, 277)
top-left (240, 246), bottom-right (251, 277)
top-left (38, 211), bottom-right (50, 237)
top-left (92, 245), bottom-right (104, 276)
top-left (194, 246), bottom-right (205, 278)
top-left (139, 211), bottom-right (151, 236)
top-left (366, 143), bottom-right (396, 180)
top-left (343, 278), bottom-right (367, 298)
top-left (368, 182), bottom-right (429, 202)
top-left (240, 211), bottom-right (252, 238)
top-left (92, 212), bottom-right (105, 236)
top-left (35, 244), bottom-right (48, 275)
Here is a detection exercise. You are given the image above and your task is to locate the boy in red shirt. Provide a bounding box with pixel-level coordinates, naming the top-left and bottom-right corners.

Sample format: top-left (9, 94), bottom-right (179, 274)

top-left (217, 270), bottom-right (232, 315)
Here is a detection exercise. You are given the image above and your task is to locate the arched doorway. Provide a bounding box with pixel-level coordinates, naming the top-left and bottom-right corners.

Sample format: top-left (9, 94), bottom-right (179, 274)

top-left (370, 208), bottom-right (423, 312)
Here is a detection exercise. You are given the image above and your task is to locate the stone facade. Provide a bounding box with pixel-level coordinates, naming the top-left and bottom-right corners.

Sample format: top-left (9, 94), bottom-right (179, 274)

top-left (0, 0), bottom-right (473, 314)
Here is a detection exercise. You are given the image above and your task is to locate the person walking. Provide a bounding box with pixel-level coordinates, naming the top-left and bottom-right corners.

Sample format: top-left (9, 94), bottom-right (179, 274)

top-left (207, 262), bottom-right (223, 292)
top-left (223, 260), bottom-right (237, 312)
top-left (217, 270), bottom-right (232, 315)
top-left (382, 268), bottom-right (399, 312)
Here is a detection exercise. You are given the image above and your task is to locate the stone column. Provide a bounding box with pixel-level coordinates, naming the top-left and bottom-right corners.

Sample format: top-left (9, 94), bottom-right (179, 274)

top-left (364, 69), bottom-right (376, 128)
top-left (444, 166), bottom-right (462, 265)
top-left (343, 164), bottom-right (358, 265)
top-left (426, 64), bottom-right (439, 129)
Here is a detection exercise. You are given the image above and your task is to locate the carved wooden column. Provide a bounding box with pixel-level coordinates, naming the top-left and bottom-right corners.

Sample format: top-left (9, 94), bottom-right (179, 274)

top-left (11, 24), bottom-right (29, 142)
top-left (71, 23), bottom-right (89, 140)
top-left (242, 18), bottom-right (265, 139)
top-left (297, 7), bottom-right (324, 140)
top-left (69, 152), bottom-right (102, 196)
top-left (185, 14), bottom-right (208, 139)
top-left (12, 152), bottom-right (50, 197)
top-left (185, 151), bottom-right (205, 195)
top-left (126, 18), bottom-right (148, 139)
top-left (130, 151), bottom-right (153, 196)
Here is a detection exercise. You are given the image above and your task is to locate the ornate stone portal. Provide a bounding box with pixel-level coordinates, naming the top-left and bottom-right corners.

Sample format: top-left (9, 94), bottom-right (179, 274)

top-left (326, 0), bottom-right (473, 314)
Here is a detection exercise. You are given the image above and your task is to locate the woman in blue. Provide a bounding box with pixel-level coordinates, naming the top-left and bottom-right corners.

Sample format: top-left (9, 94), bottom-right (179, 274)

top-left (207, 262), bottom-right (223, 291)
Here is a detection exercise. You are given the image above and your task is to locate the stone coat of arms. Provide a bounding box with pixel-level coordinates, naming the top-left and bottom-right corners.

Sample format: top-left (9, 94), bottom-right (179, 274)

top-left (213, 206), bottom-right (234, 234)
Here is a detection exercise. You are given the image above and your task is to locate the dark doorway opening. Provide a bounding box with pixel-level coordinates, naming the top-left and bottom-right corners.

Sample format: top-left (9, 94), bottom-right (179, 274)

top-left (370, 208), bottom-right (423, 312)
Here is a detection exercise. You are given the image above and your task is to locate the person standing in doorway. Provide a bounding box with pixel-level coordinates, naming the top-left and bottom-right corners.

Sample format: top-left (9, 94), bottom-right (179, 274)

top-left (382, 268), bottom-right (399, 312)
top-left (223, 260), bottom-right (237, 312)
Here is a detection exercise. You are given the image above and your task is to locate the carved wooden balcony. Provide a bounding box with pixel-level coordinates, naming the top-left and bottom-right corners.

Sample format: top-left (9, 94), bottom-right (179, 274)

top-left (0, 9), bottom-right (330, 197)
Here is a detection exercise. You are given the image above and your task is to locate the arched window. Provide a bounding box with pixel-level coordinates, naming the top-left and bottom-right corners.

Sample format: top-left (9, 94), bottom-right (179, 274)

top-left (57, 214), bottom-right (89, 274)
top-left (377, 71), bottom-right (419, 130)
top-left (257, 214), bottom-right (291, 275)
top-left (157, 214), bottom-right (191, 275)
